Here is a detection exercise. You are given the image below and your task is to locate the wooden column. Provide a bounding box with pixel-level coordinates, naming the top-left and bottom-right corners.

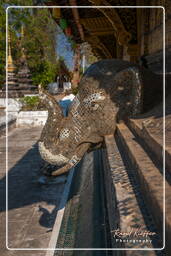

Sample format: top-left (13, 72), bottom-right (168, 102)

top-left (116, 42), bottom-right (123, 59)
top-left (71, 45), bottom-right (81, 89)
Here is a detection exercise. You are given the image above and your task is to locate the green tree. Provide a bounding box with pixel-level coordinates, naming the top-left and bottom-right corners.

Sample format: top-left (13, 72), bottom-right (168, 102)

top-left (21, 8), bottom-right (58, 85)
top-left (31, 61), bottom-right (57, 87)
top-left (0, 1), bottom-right (59, 87)
top-left (0, 3), bottom-right (6, 88)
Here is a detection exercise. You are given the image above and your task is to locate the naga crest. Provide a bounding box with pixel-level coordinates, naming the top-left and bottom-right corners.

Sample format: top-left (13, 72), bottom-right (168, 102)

top-left (38, 59), bottom-right (160, 176)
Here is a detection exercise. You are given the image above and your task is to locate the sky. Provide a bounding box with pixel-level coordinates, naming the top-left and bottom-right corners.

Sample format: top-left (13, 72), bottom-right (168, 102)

top-left (56, 27), bottom-right (74, 71)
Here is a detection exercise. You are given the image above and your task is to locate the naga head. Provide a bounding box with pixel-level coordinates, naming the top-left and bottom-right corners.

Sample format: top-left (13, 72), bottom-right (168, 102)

top-left (38, 59), bottom-right (147, 176)
top-left (38, 84), bottom-right (92, 176)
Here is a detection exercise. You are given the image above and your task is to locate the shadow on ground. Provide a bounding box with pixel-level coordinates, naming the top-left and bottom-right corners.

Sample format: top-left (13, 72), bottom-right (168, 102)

top-left (0, 143), bottom-right (64, 229)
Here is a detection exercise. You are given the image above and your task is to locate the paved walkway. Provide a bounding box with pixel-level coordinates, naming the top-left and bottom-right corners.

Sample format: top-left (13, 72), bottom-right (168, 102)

top-left (0, 127), bottom-right (65, 256)
top-left (0, 109), bottom-right (5, 117)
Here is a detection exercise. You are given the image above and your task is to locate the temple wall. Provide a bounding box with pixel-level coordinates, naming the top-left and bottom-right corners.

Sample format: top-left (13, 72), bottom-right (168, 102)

top-left (115, 2), bottom-right (171, 72)
top-left (137, 1), bottom-right (171, 73)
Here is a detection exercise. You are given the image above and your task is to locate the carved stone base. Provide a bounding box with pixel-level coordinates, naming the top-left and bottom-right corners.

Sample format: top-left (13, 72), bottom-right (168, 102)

top-left (142, 46), bottom-right (171, 74)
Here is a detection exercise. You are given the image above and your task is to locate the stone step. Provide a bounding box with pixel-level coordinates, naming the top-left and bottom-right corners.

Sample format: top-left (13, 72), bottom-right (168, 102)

top-left (116, 123), bottom-right (171, 253)
top-left (103, 134), bottom-right (161, 254)
top-left (128, 118), bottom-right (171, 175)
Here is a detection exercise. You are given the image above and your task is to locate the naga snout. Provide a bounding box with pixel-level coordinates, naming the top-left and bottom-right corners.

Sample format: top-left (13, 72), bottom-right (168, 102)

top-left (38, 141), bottom-right (69, 166)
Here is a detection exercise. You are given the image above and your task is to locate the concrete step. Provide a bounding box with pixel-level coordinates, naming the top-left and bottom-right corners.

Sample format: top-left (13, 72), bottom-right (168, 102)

top-left (116, 123), bottom-right (171, 254)
top-left (128, 118), bottom-right (171, 176)
top-left (103, 134), bottom-right (161, 254)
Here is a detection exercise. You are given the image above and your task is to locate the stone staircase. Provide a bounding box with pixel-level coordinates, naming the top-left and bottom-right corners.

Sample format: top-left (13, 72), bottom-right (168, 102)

top-left (33, 95), bottom-right (170, 255)
top-left (101, 93), bottom-right (171, 255)
top-left (103, 112), bottom-right (171, 254)
top-left (117, 122), bottom-right (165, 235)
top-left (53, 103), bottom-right (170, 255)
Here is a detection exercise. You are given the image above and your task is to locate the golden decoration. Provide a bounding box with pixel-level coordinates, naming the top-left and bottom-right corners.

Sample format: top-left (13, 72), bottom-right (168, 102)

top-left (7, 33), bottom-right (16, 72)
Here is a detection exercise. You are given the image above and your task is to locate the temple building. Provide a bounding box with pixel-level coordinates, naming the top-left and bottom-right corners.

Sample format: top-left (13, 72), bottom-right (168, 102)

top-left (16, 26), bottom-right (37, 96)
top-left (48, 0), bottom-right (170, 75)
top-left (16, 46), bottom-right (37, 96)
top-left (0, 35), bottom-right (19, 98)
top-left (41, 1), bottom-right (171, 254)
top-left (1, 1), bottom-right (171, 254)
top-left (1, 29), bottom-right (37, 98)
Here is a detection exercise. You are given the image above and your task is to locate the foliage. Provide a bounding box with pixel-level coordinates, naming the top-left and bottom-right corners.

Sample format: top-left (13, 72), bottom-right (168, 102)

top-left (16, 7), bottom-right (58, 86)
top-left (20, 95), bottom-right (46, 111)
top-left (0, 1), bottom-right (36, 87)
top-left (0, 1), bottom-right (59, 87)
top-left (0, 4), bottom-right (6, 88)
top-left (22, 8), bottom-right (57, 65)
top-left (31, 61), bottom-right (57, 87)
top-left (72, 87), bottom-right (78, 95)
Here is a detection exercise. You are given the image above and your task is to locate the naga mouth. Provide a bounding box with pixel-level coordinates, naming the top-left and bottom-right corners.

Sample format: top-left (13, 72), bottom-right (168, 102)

top-left (38, 141), bottom-right (69, 166)
top-left (41, 163), bottom-right (66, 177)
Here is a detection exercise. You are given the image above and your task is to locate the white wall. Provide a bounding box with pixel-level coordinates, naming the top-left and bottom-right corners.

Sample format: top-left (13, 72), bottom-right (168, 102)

top-left (16, 111), bottom-right (48, 127)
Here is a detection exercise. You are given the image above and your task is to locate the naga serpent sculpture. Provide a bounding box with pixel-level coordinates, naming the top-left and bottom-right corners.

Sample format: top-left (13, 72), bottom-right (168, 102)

top-left (38, 59), bottom-right (162, 176)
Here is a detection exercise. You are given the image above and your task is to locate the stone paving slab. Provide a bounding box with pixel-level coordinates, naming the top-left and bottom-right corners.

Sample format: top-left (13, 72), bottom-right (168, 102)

top-left (117, 123), bottom-right (171, 252)
top-left (103, 135), bottom-right (160, 252)
top-left (128, 94), bottom-right (171, 175)
top-left (0, 127), bottom-right (65, 256)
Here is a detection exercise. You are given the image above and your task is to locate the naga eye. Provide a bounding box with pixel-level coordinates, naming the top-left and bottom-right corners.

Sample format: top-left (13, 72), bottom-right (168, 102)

top-left (59, 128), bottom-right (70, 141)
